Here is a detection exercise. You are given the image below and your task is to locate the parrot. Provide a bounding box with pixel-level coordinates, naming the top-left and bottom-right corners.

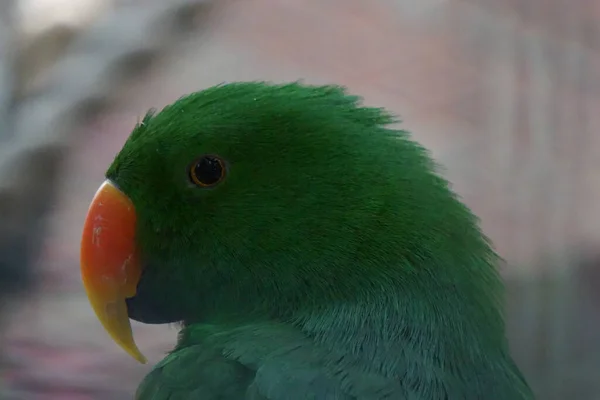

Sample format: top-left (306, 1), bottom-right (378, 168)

top-left (79, 82), bottom-right (534, 399)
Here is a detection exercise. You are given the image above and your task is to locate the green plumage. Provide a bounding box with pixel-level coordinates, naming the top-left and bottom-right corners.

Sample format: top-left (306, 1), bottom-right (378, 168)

top-left (106, 82), bottom-right (533, 399)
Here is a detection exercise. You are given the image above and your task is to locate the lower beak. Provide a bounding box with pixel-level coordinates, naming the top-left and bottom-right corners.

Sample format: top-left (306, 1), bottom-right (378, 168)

top-left (80, 180), bottom-right (147, 364)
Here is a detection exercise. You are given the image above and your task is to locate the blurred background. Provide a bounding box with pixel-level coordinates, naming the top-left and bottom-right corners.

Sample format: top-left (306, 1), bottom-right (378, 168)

top-left (0, 0), bottom-right (598, 398)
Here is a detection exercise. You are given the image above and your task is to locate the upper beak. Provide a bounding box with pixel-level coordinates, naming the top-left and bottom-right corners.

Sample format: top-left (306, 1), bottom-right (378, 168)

top-left (80, 180), bottom-right (147, 364)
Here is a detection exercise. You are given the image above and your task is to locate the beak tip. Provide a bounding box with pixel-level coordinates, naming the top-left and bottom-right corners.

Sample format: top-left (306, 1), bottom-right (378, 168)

top-left (132, 351), bottom-right (148, 364)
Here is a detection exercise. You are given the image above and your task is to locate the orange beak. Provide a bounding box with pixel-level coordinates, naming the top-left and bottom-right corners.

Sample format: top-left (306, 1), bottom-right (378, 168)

top-left (80, 180), bottom-right (147, 364)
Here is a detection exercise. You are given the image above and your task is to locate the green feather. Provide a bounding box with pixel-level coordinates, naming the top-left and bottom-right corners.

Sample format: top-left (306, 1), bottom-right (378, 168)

top-left (106, 82), bottom-right (533, 399)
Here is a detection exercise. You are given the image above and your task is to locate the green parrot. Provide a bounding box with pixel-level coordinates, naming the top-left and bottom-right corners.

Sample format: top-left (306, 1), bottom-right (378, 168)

top-left (80, 82), bottom-right (534, 399)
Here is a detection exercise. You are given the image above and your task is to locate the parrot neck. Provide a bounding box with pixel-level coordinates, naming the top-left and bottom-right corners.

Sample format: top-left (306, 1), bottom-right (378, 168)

top-left (294, 291), bottom-right (530, 397)
top-left (296, 285), bottom-right (505, 362)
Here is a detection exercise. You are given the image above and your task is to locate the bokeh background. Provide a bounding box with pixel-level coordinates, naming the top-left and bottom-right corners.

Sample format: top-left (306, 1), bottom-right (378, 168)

top-left (0, 0), bottom-right (598, 398)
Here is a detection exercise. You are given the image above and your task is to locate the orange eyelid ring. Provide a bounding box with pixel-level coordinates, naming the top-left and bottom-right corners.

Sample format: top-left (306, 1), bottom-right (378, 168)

top-left (80, 179), bottom-right (147, 364)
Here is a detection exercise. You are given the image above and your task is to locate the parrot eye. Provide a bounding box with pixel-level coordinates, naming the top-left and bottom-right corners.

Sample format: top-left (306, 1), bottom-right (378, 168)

top-left (189, 155), bottom-right (226, 187)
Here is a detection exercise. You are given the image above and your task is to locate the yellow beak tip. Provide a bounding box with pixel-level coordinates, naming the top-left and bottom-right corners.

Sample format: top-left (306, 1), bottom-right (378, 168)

top-left (130, 350), bottom-right (148, 364)
top-left (113, 333), bottom-right (147, 364)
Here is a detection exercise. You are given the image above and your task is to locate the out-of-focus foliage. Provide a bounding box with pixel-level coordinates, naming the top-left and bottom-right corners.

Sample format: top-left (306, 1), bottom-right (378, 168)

top-left (0, 0), bottom-right (216, 397)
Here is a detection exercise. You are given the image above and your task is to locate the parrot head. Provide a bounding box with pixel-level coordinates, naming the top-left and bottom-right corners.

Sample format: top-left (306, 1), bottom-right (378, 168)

top-left (80, 82), bottom-right (503, 364)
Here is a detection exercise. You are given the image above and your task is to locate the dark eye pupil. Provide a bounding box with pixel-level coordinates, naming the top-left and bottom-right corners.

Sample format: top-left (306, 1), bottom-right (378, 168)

top-left (193, 156), bottom-right (223, 185)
